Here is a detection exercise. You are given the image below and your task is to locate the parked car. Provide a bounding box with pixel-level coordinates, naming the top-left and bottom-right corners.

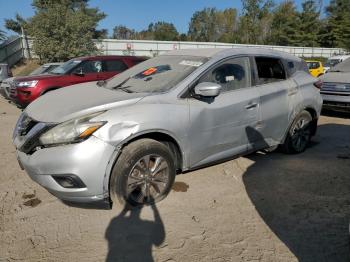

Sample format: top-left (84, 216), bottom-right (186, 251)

top-left (8, 55), bottom-right (147, 108)
top-left (323, 55), bottom-right (350, 72)
top-left (306, 60), bottom-right (325, 77)
top-left (320, 58), bottom-right (350, 112)
top-left (13, 48), bottom-right (322, 207)
top-left (1, 62), bottom-right (63, 100)
top-left (0, 63), bottom-right (12, 83)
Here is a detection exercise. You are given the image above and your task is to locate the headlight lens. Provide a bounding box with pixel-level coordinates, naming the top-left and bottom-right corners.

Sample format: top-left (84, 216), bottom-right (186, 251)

top-left (39, 112), bottom-right (106, 146)
top-left (17, 80), bottom-right (39, 88)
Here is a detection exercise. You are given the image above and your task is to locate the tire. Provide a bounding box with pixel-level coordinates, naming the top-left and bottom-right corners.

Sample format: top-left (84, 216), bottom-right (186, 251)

top-left (110, 138), bottom-right (176, 207)
top-left (281, 111), bottom-right (313, 154)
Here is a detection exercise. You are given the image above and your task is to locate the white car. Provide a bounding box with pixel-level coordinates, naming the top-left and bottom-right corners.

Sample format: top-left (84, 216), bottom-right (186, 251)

top-left (324, 55), bottom-right (350, 73)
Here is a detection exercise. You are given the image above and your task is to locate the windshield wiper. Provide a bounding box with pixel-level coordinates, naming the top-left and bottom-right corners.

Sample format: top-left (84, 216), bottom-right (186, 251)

top-left (112, 77), bottom-right (131, 89)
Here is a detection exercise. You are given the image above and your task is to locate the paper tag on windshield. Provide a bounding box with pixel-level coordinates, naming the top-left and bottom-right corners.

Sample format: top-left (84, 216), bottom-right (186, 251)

top-left (179, 60), bottom-right (203, 67)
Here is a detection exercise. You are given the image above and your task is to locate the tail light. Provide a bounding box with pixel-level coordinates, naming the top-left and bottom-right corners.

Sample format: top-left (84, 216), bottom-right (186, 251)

top-left (313, 80), bottom-right (322, 89)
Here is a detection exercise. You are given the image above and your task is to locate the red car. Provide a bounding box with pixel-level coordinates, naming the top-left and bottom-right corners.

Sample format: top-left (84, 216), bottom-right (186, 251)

top-left (9, 55), bottom-right (147, 108)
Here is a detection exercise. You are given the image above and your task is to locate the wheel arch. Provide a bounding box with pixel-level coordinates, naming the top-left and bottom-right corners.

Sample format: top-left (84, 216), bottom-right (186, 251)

top-left (103, 130), bottom-right (185, 202)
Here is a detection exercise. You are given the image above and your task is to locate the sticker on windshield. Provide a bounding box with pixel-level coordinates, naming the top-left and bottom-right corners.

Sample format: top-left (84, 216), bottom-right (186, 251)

top-left (134, 65), bottom-right (171, 79)
top-left (179, 60), bottom-right (203, 67)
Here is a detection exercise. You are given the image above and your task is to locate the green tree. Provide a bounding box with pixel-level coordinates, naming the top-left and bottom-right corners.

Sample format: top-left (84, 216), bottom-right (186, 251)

top-left (295, 0), bottom-right (321, 47)
top-left (150, 22), bottom-right (179, 41)
top-left (269, 1), bottom-right (299, 46)
top-left (27, 0), bottom-right (106, 62)
top-left (238, 0), bottom-right (274, 44)
top-left (112, 25), bottom-right (136, 39)
top-left (323, 0), bottom-right (350, 49)
top-left (4, 14), bottom-right (28, 35)
top-left (188, 8), bottom-right (238, 42)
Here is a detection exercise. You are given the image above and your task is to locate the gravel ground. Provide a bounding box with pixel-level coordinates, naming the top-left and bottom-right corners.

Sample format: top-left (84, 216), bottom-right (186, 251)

top-left (0, 97), bottom-right (349, 262)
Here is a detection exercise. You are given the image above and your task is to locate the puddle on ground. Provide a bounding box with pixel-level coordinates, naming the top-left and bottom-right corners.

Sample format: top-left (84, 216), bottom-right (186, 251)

top-left (172, 181), bottom-right (189, 192)
top-left (23, 198), bottom-right (42, 207)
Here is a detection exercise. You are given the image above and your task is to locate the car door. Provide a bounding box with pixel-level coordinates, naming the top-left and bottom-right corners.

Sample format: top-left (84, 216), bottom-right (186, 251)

top-left (188, 56), bottom-right (261, 168)
top-left (101, 59), bottom-right (129, 80)
top-left (68, 60), bottom-right (103, 85)
top-left (252, 56), bottom-right (292, 149)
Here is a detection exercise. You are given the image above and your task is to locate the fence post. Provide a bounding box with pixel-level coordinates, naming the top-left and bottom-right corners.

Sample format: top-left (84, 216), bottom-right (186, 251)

top-left (21, 27), bottom-right (31, 59)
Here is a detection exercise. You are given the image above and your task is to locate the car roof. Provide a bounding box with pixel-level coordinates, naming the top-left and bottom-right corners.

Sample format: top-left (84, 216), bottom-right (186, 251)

top-left (305, 60), bottom-right (321, 63)
top-left (74, 55), bottom-right (147, 61)
top-left (163, 48), bottom-right (301, 61)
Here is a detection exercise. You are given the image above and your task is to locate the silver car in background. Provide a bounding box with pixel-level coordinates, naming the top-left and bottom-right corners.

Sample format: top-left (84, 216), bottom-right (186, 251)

top-left (321, 58), bottom-right (350, 112)
top-left (13, 48), bottom-right (322, 207)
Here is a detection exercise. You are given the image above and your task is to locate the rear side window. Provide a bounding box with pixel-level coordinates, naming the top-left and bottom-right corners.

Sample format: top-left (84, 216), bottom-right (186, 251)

top-left (255, 57), bottom-right (286, 85)
top-left (103, 60), bottom-right (128, 72)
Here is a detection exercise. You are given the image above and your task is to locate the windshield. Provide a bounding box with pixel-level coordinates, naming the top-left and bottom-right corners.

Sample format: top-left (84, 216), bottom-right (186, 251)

top-left (51, 59), bottom-right (82, 75)
top-left (105, 55), bottom-right (208, 93)
top-left (306, 62), bottom-right (319, 69)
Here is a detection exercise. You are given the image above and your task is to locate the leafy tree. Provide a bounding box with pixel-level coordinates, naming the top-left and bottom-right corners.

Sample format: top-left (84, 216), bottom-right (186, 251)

top-left (147, 22), bottom-right (179, 41)
top-left (269, 1), bottom-right (299, 46)
top-left (238, 0), bottom-right (274, 44)
top-left (112, 25), bottom-right (136, 39)
top-left (323, 0), bottom-right (350, 49)
top-left (188, 8), bottom-right (218, 42)
top-left (188, 8), bottom-right (238, 42)
top-left (4, 14), bottom-right (28, 35)
top-left (27, 0), bottom-right (106, 62)
top-left (295, 0), bottom-right (321, 47)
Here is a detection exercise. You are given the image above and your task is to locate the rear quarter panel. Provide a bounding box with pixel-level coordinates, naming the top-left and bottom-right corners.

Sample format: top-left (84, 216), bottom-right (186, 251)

top-left (292, 71), bottom-right (322, 118)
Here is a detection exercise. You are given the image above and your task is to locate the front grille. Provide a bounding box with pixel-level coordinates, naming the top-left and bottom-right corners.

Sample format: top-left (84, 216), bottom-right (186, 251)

top-left (322, 82), bottom-right (350, 93)
top-left (9, 83), bottom-right (17, 97)
top-left (14, 114), bottom-right (54, 154)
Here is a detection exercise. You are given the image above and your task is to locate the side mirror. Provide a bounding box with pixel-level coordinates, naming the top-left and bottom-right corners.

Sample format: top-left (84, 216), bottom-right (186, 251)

top-left (73, 68), bottom-right (84, 77)
top-left (194, 82), bottom-right (221, 97)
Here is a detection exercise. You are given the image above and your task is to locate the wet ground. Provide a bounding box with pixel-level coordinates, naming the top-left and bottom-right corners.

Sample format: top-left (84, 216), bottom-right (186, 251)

top-left (0, 98), bottom-right (349, 261)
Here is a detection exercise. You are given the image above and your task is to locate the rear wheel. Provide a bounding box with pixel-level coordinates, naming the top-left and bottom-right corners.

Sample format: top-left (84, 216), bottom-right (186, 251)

top-left (281, 111), bottom-right (312, 154)
top-left (110, 138), bottom-right (176, 207)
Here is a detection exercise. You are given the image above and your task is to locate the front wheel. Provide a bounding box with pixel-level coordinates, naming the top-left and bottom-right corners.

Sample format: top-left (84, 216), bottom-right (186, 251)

top-left (110, 138), bottom-right (176, 207)
top-left (281, 111), bottom-right (312, 154)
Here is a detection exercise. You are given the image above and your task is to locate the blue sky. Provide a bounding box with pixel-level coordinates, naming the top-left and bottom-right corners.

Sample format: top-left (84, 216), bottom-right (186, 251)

top-left (0, 0), bottom-right (330, 36)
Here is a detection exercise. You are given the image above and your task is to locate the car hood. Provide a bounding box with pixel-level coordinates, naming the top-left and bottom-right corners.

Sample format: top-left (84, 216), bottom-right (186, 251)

top-left (323, 71), bottom-right (350, 83)
top-left (14, 73), bottom-right (62, 82)
top-left (25, 82), bottom-right (147, 123)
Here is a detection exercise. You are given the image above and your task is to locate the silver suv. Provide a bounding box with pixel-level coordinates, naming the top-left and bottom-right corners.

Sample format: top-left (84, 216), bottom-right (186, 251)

top-left (13, 48), bottom-right (322, 207)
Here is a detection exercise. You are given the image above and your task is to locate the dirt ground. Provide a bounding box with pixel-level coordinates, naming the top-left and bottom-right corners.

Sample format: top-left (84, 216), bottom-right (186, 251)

top-left (0, 97), bottom-right (349, 262)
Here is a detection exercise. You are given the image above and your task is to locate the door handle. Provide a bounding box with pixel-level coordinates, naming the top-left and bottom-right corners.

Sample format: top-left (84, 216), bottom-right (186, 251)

top-left (245, 103), bottom-right (258, 109)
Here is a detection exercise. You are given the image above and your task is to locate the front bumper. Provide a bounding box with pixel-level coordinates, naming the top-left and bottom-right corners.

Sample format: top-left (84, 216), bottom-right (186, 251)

top-left (16, 136), bottom-right (116, 203)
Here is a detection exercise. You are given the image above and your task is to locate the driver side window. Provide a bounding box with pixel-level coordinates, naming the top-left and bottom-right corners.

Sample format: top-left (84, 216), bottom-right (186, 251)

top-left (198, 57), bottom-right (251, 92)
top-left (79, 60), bottom-right (103, 74)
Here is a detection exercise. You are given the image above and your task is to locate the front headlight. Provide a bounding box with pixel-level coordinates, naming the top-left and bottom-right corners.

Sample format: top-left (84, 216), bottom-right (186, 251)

top-left (17, 80), bottom-right (39, 88)
top-left (39, 112), bottom-right (107, 146)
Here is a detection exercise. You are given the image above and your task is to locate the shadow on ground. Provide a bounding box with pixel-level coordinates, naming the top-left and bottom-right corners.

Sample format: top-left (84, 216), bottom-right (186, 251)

top-left (243, 123), bottom-right (350, 261)
top-left (105, 203), bottom-right (165, 262)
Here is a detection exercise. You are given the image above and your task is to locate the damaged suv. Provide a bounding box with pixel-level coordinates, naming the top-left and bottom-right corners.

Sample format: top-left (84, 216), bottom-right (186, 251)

top-left (13, 48), bottom-right (322, 207)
